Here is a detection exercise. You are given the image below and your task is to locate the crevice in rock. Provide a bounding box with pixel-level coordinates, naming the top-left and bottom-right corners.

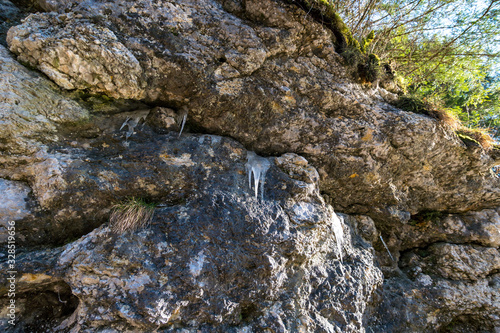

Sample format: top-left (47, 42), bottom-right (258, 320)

top-left (1, 280), bottom-right (79, 332)
top-left (400, 240), bottom-right (497, 258)
top-left (399, 240), bottom-right (500, 284)
top-left (437, 314), bottom-right (496, 333)
top-left (239, 303), bottom-right (260, 323)
top-left (408, 210), bottom-right (445, 227)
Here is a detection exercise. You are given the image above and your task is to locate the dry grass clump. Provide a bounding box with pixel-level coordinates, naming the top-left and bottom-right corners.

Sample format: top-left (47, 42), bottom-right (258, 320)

top-left (455, 127), bottom-right (495, 150)
top-left (394, 95), bottom-right (461, 130)
top-left (393, 95), bottom-right (495, 150)
top-left (109, 197), bottom-right (156, 233)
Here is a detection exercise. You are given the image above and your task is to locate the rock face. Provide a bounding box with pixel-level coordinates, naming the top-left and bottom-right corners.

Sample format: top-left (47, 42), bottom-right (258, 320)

top-left (7, 0), bottom-right (500, 219)
top-left (0, 0), bottom-right (499, 332)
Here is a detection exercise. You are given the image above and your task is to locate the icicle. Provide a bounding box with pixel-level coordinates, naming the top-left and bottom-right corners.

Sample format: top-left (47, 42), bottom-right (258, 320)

top-left (379, 235), bottom-right (394, 261)
top-left (178, 106), bottom-right (189, 138)
top-left (245, 151), bottom-right (270, 200)
top-left (120, 114), bottom-right (148, 141)
top-left (331, 211), bottom-right (344, 263)
top-left (178, 113), bottom-right (187, 138)
top-left (120, 117), bottom-right (131, 131)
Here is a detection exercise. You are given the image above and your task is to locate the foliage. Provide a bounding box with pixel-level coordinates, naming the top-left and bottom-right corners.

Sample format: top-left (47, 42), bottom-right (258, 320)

top-left (293, 0), bottom-right (500, 134)
top-left (360, 30), bottom-right (375, 53)
top-left (327, 0), bottom-right (500, 137)
top-left (109, 197), bottom-right (156, 233)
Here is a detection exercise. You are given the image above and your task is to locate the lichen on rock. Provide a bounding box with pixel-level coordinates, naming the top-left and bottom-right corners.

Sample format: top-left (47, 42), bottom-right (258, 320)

top-left (7, 12), bottom-right (146, 99)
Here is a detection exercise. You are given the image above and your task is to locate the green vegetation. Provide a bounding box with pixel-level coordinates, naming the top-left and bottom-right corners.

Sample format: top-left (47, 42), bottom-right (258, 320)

top-left (109, 197), bottom-right (156, 233)
top-left (393, 94), bottom-right (496, 149)
top-left (360, 31), bottom-right (375, 53)
top-left (393, 95), bottom-right (460, 127)
top-left (295, 0), bottom-right (500, 143)
top-left (289, 0), bottom-right (383, 82)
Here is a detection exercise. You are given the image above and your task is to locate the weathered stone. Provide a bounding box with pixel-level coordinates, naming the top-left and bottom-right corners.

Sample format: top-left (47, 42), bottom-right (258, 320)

top-left (402, 243), bottom-right (500, 281)
top-left (52, 199), bottom-right (381, 332)
top-left (0, 0), bottom-right (19, 20)
top-left (395, 208), bottom-right (500, 251)
top-left (0, 145), bottom-right (382, 332)
top-left (7, 13), bottom-right (146, 99)
top-left (0, 0), bottom-right (22, 47)
top-left (7, 0), bottom-right (500, 221)
top-left (1, 0), bottom-right (500, 332)
top-left (0, 179), bottom-right (32, 243)
top-left (0, 247), bottom-right (79, 333)
top-left (146, 106), bottom-right (182, 134)
top-left (369, 274), bottom-right (500, 332)
top-left (0, 44), bottom-right (88, 154)
top-left (36, 0), bottom-right (73, 12)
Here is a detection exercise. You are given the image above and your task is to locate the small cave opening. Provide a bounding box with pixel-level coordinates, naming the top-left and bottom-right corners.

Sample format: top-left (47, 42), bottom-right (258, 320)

top-left (239, 303), bottom-right (260, 323)
top-left (438, 314), bottom-right (495, 333)
top-left (1, 281), bottom-right (79, 333)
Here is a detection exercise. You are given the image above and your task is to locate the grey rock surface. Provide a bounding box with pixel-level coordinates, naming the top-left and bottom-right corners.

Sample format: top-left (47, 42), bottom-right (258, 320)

top-left (368, 273), bottom-right (500, 332)
top-left (0, 0), bottom-right (23, 47)
top-left (0, 44), bottom-right (89, 154)
top-left (402, 243), bottom-right (500, 281)
top-left (0, 179), bottom-right (32, 243)
top-left (7, 13), bottom-right (146, 99)
top-left (0, 139), bottom-right (383, 332)
top-left (0, 0), bottom-right (499, 332)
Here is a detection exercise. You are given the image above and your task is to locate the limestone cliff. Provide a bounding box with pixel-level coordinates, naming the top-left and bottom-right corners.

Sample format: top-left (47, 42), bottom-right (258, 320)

top-left (0, 0), bottom-right (499, 332)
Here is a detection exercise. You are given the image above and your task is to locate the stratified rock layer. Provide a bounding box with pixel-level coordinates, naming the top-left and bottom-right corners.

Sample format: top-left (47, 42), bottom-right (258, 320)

top-left (7, 0), bottom-right (500, 218)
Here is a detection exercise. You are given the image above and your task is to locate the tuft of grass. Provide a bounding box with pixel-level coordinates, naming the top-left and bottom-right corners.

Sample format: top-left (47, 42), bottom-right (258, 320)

top-left (456, 127), bottom-right (495, 150)
top-left (393, 95), bottom-right (461, 130)
top-left (394, 95), bottom-right (495, 150)
top-left (109, 197), bottom-right (156, 233)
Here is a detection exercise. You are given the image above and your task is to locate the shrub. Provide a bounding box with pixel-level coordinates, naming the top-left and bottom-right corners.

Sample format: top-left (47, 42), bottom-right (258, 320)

top-left (365, 53), bottom-right (380, 82)
top-left (360, 31), bottom-right (375, 53)
top-left (109, 197), bottom-right (156, 233)
top-left (393, 95), bottom-right (495, 150)
top-left (455, 127), bottom-right (495, 150)
top-left (393, 95), bottom-right (461, 130)
top-left (342, 44), bottom-right (364, 66)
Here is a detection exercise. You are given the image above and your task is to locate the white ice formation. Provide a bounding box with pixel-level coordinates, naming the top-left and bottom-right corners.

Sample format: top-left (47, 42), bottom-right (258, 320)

top-left (331, 211), bottom-right (344, 263)
top-left (245, 151), bottom-right (271, 200)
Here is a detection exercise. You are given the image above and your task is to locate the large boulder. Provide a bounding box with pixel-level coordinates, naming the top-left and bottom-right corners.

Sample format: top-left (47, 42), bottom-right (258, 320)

top-left (7, 0), bottom-right (500, 222)
top-left (0, 128), bottom-right (384, 331)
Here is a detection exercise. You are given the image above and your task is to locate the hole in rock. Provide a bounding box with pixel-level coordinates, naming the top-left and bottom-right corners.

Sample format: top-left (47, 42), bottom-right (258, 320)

top-left (1, 281), bottom-right (79, 332)
top-left (438, 314), bottom-right (495, 333)
top-left (240, 303), bottom-right (259, 323)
